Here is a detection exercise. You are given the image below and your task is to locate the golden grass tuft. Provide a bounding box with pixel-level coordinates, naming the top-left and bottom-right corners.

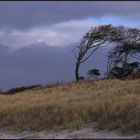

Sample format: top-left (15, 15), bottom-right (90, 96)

top-left (125, 70), bottom-right (140, 80)
top-left (0, 79), bottom-right (140, 133)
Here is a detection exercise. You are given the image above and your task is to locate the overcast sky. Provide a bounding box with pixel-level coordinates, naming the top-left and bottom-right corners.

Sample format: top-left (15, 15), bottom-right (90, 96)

top-left (0, 1), bottom-right (140, 91)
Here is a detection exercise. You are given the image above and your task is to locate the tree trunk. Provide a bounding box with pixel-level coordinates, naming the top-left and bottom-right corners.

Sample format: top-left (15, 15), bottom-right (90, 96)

top-left (122, 52), bottom-right (128, 77)
top-left (75, 62), bottom-right (80, 82)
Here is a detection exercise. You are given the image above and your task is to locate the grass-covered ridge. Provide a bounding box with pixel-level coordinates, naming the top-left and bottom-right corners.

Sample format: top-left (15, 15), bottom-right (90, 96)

top-left (0, 79), bottom-right (140, 133)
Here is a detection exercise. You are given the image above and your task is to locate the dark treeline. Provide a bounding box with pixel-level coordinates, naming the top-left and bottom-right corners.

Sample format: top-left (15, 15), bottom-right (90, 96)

top-left (0, 84), bottom-right (41, 95)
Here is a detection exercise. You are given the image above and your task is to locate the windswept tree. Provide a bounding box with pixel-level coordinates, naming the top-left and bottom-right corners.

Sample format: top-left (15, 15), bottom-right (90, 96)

top-left (73, 24), bottom-right (126, 81)
top-left (107, 27), bottom-right (140, 78)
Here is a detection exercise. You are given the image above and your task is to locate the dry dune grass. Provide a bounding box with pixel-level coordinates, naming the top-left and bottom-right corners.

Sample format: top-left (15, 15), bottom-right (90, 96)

top-left (125, 70), bottom-right (140, 80)
top-left (0, 79), bottom-right (140, 133)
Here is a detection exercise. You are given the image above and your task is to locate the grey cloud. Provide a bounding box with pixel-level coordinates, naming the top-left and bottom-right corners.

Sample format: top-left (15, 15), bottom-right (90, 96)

top-left (0, 20), bottom-right (95, 49)
top-left (0, 1), bottom-right (140, 29)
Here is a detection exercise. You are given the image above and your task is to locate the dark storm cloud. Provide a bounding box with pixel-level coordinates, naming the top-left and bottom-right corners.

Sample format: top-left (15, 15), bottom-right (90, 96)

top-left (0, 1), bottom-right (140, 29)
top-left (0, 43), bottom-right (74, 90)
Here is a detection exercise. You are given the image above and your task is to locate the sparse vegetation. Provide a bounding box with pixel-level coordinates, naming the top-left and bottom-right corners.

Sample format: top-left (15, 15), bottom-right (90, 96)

top-left (0, 79), bottom-right (140, 134)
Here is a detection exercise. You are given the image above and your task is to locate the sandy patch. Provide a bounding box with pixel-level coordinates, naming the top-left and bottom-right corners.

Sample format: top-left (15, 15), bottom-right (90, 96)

top-left (0, 123), bottom-right (140, 139)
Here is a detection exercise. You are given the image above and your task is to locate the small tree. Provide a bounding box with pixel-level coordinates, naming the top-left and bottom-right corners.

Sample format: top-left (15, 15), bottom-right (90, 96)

top-left (87, 69), bottom-right (101, 80)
